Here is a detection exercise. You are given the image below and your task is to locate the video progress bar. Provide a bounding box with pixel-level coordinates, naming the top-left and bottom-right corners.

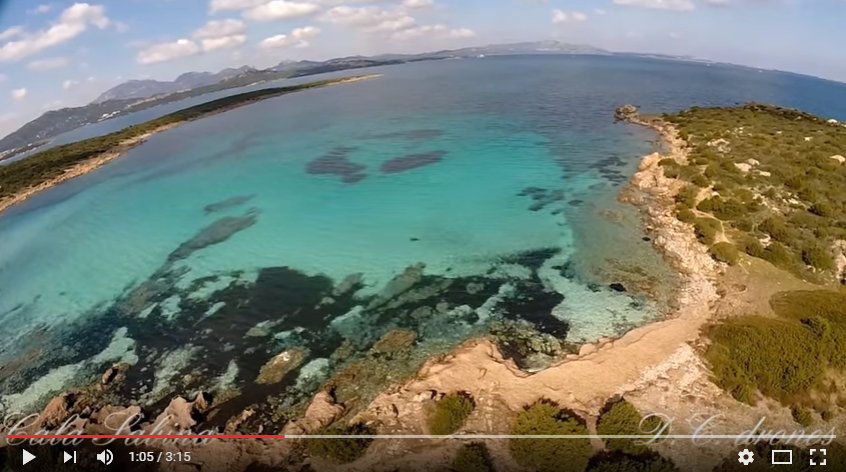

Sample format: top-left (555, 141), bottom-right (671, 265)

top-left (6, 435), bottom-right (837, 440)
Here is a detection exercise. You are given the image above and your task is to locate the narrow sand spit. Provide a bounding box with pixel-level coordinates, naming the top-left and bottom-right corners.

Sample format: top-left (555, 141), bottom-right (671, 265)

top-left (0, 75), bottom-right (381, 219)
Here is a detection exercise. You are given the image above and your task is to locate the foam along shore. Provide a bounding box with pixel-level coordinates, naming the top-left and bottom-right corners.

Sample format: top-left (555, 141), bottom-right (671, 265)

top-left (0, 74), bottom-right (381, 218)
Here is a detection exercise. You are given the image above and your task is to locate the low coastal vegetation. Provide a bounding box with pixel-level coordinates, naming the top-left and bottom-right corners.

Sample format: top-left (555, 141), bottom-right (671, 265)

top-left (597, 398), bottom-right (666, 456)
top-left (305, 422), bottom-right (375, 464)
top-left (452, 443), bottom-right (493, 472)
top-left (427, 392), bottom-right (475, 435)
top-left (591, 399), bottom-right (678, 472)
top-left (0, 75), bottom-right (373, 204)
top-left (658, 103), bottom-right (846, 281)
top-left (509, 400), bottom-right (593, 472)
top-left (706, 290), bottom-right (846, 412)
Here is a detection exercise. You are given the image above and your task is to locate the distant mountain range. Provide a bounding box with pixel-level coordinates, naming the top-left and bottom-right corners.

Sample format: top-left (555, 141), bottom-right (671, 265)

top-left (0, 41), bottom-right (689, 156)
top-left (93, 66), bottom-right (259, 103)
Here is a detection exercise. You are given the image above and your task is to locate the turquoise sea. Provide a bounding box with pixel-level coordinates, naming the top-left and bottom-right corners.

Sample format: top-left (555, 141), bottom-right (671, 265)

top-left (2, 55), bottom-right (846, 418)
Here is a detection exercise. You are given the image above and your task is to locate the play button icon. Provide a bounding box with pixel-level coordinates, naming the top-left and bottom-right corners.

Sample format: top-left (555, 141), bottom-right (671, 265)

top-left (22, 449), bottom-right (35, 465)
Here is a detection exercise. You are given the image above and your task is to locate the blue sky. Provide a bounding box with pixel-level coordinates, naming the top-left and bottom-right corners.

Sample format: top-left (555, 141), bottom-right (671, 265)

top-left (0, 0), bottom-right (845, 137)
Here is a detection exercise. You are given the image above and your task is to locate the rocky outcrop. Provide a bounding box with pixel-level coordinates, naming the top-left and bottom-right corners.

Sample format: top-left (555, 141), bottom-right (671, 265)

top-left (614, 104), bottom-right (639, 122)
top-left (255, 348), bottom-right (307, 385)
top-left (281, 391), bottom-right (345, 435)
top-left (152, 393), bottom-right (211, 430)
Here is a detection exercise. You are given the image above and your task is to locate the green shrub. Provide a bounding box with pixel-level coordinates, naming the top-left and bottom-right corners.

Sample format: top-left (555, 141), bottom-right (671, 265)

top-left (693, 218), bottom-right (721, 245)
top-left (709, 242), bottom-right (740, 266)
top-left (428, 392), bottom-right (474, 435)
top-left (802, 244), bottom-right (835, 271)
top-left (758, 216), bottom-right (790, 241)
top-left (452, 443), bottom-right (492, 472)
top-left (708, 290), bottom-right (846, 410)
top-left (587, 452), bottom-right (678, 472)
top-left (822, 410), bottom-right (835, 422)
top-left (762, 242), bottom-right (796, 269)
top-left (792, 406), bottom-right (814, 427)
top-left (306, 423), bottom-right (374, 464)
top-left (597, 399), bottom-right (664, 455)
top-left (658, 158), bottom-right (678, 167)
top-left (663, 167), bottom-right (679, 179)
top-left (734, 218), bottom-right (754, 232)
top-left (692, 174), bottom-right (711, 188)
top-left (738, 236), bottom-right (766, 259)
top-left (697, 197), bottom-right (747, 220)
top-left (674, 185), bottom-right (700, 208)
top-left (676, 208), bottom-right (696, 224)
top-left (810, 202), bottom-right (835, 217)
top-left (706, 316), bottom-right (823, 404)
top-left (509, 400), bottom-right (593, 472)
top-left (769, 290), bottom-right (846, 322)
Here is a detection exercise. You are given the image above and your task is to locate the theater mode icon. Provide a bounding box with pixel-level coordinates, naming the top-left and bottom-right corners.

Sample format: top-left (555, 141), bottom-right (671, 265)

top-left (772, 450), bottom-right (793, 465)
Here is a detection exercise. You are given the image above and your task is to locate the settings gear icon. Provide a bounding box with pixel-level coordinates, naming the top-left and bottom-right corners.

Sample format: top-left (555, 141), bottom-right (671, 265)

top-left (738, 449), bottom-right (755, 466)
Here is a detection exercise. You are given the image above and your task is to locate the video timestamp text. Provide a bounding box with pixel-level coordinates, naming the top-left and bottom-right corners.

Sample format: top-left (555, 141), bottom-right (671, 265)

top-left (129, 451), bottom-right (192, 462)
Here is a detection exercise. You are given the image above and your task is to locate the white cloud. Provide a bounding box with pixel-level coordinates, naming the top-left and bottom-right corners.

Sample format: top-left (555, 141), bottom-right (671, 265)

top-left (193, 19), bottom-right (247, 38)
top-left (28, 4), bottom-right (52, 15)
top-left (11, 88), bottom-right (27, 100)
top-left (391, 24), bottom-right (474, 40)
top-left (193, 19), bottom-right (248, 51)
top-left (63, 79), bottom-right (80, 89)
top-left (373, 15), bottom-right (416, 32)
top-left (552, 9), bottom-right (587, 23)
top-left (612, 0), bottom-right (695, 11)
top-left (201, 34), bottom-right (247, 51)
top-left (259, 26), bottom-right (320, 48)
top-left (594, 8), bottom-right (607, 14)
top-left (0, 26), bottom-right (24, 41)
top-left (0, 73), bottom-right (6, 83)
top-left (243, 1), bottom-right (320, 21)
top-left (320, 6), bottom-right (401, 27)
top-left (448, 27), bottom-right (475, 38)
top-left (292, 26), bottom-right (320, 39)
top-left (402, 0), bottom-right (434, 9)
top-left (115, 21), bottom-right (129, 33)
top-left (136, 39), bottom-right (200, 64)
top-left (259, 34), bottom-right (294, 48)
top-left (26, 56), bottom-right (71, 71)
top-left (0, 3), bottom-right (111, 62)
top-left (209, 0), bottom-right (267, 13)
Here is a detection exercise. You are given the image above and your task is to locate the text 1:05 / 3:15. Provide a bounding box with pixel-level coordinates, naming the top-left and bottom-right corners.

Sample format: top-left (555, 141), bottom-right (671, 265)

top-left (129, 451), bottom-right (192, 461)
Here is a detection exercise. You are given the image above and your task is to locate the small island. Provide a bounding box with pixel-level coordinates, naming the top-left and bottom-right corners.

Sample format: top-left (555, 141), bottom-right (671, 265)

top-left (3, 102), bottom-right (846, 472)
top-left (0, 74), bottom-right (380, 217)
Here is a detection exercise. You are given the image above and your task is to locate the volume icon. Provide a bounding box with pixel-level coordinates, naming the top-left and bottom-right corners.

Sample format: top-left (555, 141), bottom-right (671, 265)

top-left (96, 449), bottom-right (113, 465)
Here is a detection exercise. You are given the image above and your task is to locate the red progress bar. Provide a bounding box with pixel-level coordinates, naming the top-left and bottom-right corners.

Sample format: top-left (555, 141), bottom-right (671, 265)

top-left (6, 435), bottom-right (286, 439)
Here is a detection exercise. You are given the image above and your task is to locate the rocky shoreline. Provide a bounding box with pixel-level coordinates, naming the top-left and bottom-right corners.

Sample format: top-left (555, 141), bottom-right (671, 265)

top-left (1, 106), bottom-right (729, 471)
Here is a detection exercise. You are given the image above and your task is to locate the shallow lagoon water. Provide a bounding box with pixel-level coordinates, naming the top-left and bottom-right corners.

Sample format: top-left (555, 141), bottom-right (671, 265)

top-left (3, 55), bottom-right (846, 416)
